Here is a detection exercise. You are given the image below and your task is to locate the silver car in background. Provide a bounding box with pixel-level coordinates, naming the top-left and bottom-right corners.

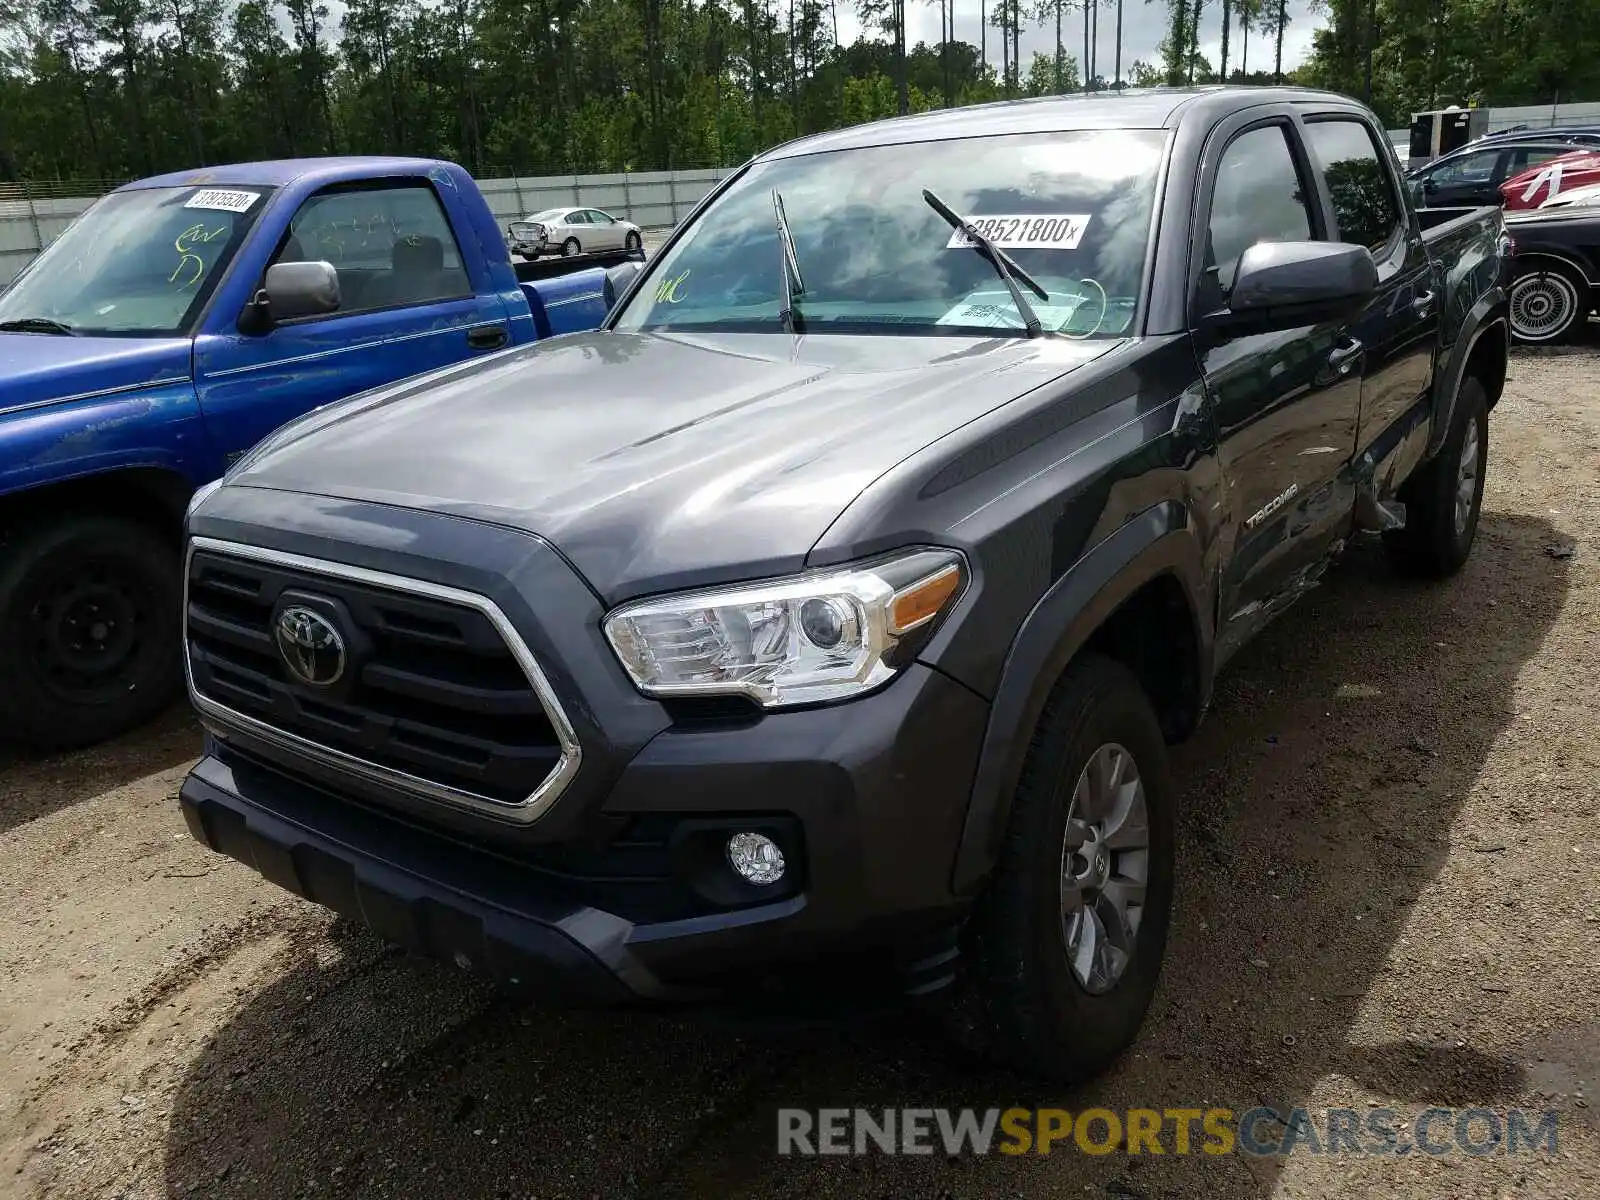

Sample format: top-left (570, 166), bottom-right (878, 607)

top-left (507, 207), bottom-right (643, 258)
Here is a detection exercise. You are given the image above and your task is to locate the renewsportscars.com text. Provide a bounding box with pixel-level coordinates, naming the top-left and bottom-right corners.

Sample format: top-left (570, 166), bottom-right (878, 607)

top-left (777, 1106), bottom-right (1560, 1158)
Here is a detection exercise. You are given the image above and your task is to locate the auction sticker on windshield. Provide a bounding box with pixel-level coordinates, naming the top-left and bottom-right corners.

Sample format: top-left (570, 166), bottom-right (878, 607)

top-left (939, 290), bottom-right (1086, 331)
top-left (946, 215), bottom-right (1090, 250)
top-left (184, 189), bottom-right (261, 213)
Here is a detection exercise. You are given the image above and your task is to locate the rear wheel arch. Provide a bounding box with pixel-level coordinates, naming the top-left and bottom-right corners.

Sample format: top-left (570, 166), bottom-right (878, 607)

top-left (951, 504), bottom-right (1212, 895)
top-left (1462, 318), bottom-right (1508, 409)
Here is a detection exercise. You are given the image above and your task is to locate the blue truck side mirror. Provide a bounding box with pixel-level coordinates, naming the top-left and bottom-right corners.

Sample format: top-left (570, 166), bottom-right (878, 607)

top-left (241, 261), bottom-right (341, 334)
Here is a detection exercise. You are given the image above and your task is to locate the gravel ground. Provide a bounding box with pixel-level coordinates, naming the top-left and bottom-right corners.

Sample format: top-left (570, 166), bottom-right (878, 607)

top-left (2, 347), bottom-right (1597, 1200)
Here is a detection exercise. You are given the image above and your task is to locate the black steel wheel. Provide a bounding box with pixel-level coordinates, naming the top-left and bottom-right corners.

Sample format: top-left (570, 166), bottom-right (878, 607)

top-left (0, 515), bottom-right (181, 750)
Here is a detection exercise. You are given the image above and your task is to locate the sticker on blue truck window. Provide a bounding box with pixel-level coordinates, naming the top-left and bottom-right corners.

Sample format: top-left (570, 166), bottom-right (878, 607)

top-left (184, 189), bottom-right (260, 214)
top-left (946, 214), bottom-right (1091, 250)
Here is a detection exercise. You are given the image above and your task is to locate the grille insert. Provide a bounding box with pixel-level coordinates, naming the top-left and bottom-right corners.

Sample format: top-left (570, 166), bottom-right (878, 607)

top-left (184, 539), bottom-right (580, 822)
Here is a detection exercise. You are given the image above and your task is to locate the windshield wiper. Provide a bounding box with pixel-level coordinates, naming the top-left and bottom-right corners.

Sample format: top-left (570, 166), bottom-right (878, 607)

top-left (0, 317), bottom-right (78, 336)
top-left (772, 189), bottom-right (805, 334)
top-left (921, 189), bottom-right (1048, 338)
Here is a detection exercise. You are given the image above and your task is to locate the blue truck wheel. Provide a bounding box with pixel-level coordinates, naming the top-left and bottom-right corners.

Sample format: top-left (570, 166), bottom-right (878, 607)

top-left (0, 514), bottom-right (182, 750)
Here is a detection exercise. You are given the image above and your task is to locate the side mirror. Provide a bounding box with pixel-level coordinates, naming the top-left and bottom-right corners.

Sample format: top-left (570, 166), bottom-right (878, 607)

top-left (602, 260), bottom-right (642, 313)
top-left (1422, 177), bottom-right (1438, 192)
top-left (240, 260), bottom-right (340, 334)
top-left (1204, 241), bottom-right (1377, 336)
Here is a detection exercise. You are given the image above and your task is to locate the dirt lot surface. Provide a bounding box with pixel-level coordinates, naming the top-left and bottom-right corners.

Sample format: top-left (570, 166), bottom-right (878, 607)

top-left (2, 348), bottom-right (1598, 1200)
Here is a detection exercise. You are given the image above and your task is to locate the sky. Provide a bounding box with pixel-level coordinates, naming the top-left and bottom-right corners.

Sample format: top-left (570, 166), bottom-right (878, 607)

top-left (836, 0), bottom-right (1323, 83)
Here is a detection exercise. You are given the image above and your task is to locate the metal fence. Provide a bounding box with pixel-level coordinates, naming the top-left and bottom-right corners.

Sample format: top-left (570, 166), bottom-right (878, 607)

top-left (0, 166), bottom-right (732, 285)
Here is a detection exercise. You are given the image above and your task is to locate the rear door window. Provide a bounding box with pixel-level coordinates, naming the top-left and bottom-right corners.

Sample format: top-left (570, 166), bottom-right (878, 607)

top-left (1304, 119), bottom-right (1404, 253)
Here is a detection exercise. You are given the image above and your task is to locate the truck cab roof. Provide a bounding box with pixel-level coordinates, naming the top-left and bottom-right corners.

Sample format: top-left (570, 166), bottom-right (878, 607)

top-left (117, 156), bottom-right (461, 192)
top-left (759, 85), bottom-right (1364, 160)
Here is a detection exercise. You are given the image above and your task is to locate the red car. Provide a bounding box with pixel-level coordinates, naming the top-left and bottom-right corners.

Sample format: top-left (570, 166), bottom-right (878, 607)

top-left (1500, 150), bottom-right (1600, 209)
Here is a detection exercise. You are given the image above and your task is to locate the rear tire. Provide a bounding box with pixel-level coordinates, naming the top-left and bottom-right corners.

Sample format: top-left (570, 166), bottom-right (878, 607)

top-left (958, 655), bottom-right (1175, 1082)
top-left (1509, 260), bottom-right (1587, 343)
top-left (0, 514), bottom-right (181, 751)
top-left (562, 237), bottom-right (581, 257)
top-left (625, 231), bottom-right (642, 251)
top-left (1384, 377), bottom-right (1489, 578)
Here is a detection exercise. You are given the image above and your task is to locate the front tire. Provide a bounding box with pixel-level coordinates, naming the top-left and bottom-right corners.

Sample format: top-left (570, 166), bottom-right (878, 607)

top-left (1384, 377), bottom-right (1489, 577)
top-left (0, 514), bottom-right (182, 751)
top-left (961, 655), bottom-right (1175, 1082)
top-left (1509, 261), bottom-right (1587, 343)
top-left (561, 237), bottom-right (581, 257)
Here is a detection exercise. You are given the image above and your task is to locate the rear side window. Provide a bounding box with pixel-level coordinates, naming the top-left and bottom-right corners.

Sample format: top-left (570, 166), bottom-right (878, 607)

top-left (1305, 119), bottom-right (1403, 252)
top-left (1206, 124), bottom-right (1315, 296)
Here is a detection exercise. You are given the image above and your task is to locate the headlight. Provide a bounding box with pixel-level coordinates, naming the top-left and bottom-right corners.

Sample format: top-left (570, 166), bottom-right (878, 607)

top-left (603, 549), bottom-right (967, 708)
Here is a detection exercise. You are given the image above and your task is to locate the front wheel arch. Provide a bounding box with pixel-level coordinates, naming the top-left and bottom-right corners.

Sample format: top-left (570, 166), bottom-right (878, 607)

top-left (951, 504), bottom-right (1211, 895)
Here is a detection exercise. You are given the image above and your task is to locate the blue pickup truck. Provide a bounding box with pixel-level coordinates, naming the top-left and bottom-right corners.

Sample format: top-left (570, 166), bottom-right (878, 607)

top-left (0, 156), bottom-right (627, 750)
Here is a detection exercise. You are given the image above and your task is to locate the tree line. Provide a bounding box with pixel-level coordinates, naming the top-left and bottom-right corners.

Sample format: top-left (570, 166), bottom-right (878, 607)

top-left (1298, 0), bottom-right (1600, 129)
top-left (0, 0), bottom-right (1597, 185)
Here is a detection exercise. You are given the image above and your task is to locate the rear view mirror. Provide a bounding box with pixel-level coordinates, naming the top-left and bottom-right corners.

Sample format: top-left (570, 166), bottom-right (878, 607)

top-left (241, 261), bottom-right (340, 333)
top-left (1205, 240), bottom-right (1377, 335)
top-left (603, 260), bottom-right (642, 314)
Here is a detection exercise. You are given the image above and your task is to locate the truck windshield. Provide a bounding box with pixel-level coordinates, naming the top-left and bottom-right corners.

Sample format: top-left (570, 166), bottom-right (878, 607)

top-left (613, 128), bottom-right (1166, 338)
top-left (0, 185), bottom-right (273, 337)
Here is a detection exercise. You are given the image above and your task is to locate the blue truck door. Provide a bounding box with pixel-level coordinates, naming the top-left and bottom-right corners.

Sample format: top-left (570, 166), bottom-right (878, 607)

top-left (193, 177), bottom-right (512, 461)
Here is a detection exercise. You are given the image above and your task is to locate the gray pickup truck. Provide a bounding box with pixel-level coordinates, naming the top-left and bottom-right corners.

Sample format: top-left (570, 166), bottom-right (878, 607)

top-left (179, 86), bottom-right (1509, 1081)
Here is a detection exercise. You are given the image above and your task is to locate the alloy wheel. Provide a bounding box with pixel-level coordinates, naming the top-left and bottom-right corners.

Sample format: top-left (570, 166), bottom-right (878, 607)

top-left (1059, 742), bottom-right (1151, 995)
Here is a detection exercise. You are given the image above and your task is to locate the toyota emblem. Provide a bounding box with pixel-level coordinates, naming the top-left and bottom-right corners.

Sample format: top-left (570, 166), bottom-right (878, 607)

top-left (274, 605), bottom-right (346, 687)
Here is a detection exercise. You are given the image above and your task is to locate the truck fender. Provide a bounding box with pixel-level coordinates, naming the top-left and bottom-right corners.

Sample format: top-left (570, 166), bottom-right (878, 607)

top-left (1427, 293), bottom-right (1508, 461)
top-left (0, 381), bottom-right (211, 516)
top-left (950, 500), bottom-right (1210, 895)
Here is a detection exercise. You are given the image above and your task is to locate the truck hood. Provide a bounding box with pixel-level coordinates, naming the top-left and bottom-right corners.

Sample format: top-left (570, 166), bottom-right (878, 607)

top-left (227, 329), bottom-right (1115, 599)
top-left (0, 334), bottom-right (193, 414)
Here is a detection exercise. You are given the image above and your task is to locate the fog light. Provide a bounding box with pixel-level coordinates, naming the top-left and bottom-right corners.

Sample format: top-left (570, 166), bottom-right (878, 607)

top-left (726, 832), bottom-right (785, 886)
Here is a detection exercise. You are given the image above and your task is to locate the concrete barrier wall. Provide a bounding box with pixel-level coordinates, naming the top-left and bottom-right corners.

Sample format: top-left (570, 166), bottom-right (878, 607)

top-left (8, 101), bottom-right (1600, 283)
top-left (0, 167), bottom-right (731, 285)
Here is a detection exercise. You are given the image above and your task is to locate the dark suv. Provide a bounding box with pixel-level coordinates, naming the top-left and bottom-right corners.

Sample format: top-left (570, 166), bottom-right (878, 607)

top-left (179, 86), bottom-right (1509, 1081)
top-left (1409, 130), bottom-right (1600, 207)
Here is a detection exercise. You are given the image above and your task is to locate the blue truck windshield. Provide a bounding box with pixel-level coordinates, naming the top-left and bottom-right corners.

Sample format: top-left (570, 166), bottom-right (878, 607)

top-left (613, 129), bottom-right (1167, 338)
top-left (0, 185), bottom-right (274, 336)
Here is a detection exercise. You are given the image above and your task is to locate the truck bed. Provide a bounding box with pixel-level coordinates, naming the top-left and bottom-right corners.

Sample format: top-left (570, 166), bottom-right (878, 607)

top-left (1417, 204), bottom-right (1501, 239)
top-left (513, 248), bottom-right (645, 283)
top-left (1419, 204), bottom-right (1507, 330)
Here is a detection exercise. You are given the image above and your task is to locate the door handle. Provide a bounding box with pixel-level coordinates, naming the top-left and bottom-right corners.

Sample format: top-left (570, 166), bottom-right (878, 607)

top-left (1327, 337), bottom-right (1365, 376)
top-left (467, 324), bottom-right (507, 350)
top-left (1412, 290), bottom-right (1437, 318)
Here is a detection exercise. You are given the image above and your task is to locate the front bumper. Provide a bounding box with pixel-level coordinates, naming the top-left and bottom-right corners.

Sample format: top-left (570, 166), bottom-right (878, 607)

top-left (184, 660), bottom-right (989, 1006)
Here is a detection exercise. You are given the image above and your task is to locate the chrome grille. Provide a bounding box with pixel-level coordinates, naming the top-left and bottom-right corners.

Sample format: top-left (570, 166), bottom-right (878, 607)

top-left (183, 538), bottom-right (580, 824)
